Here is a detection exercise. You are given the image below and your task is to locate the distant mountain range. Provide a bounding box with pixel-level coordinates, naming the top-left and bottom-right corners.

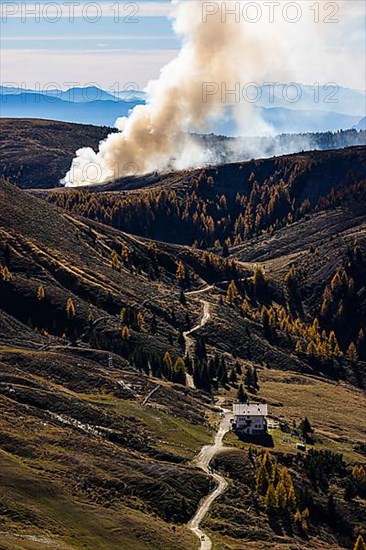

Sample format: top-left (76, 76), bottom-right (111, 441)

top-left (0, 85), bottom-right (145, 103)
top-left (0, 93), bottom-right (143, 127)
top-left (0, 84), bottom-right (365, 134)
top-left (256, 83), bottom-right (366, 116)
top-left (260, 106), bottom-right (361, 134)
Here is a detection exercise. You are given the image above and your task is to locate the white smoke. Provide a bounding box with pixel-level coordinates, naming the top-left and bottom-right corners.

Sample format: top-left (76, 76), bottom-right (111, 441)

top-left (62, 0), bottom-right (280, 186)
top-left (62, 0), bottom-right (359, 186)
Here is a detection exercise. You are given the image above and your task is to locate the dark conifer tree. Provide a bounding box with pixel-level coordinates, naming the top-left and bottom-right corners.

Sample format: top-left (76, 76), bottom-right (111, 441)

top-left (178, 330), bottom-right (185, 349)
top-left (244, 367), bottom-right (254, 390)
top-left (237, 384), bottom-right (248, 403)
top-left (229, 368), bottom-right (237, 385)
top-left (179, 290), bottom-right (187, 306)
top-left (253, 367), bottom-right (259, 391)
top-left (185, 354), bottom-right (193, 375)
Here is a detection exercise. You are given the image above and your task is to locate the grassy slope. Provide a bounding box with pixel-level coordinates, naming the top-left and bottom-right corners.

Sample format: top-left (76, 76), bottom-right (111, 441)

top-left (223, 368), bottom-right (366, 463)
top-left (231, 203), bottom-right (366, 307)
top-left (0, 346), bottom-right (212, 549)
top-left (53, 144), bottom-right (366, 196)
top-left (0, 452), bottom-right (196, 550)
top-left (1, 118), bottom-right (366, 192)
top-left (37, 145), bottom-right (366, 352)
top-left (202, 448), bottom-right (366, 550)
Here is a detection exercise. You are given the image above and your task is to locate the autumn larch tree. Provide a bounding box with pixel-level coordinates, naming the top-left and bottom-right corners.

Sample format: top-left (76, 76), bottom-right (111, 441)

top-left (354, 535), bottom-right (366, 550)
top-left (256, 463), bottom-right (269, 495)
top-left (275, 480), bottom-right (287, 510)
top-left (111, 249), bottom-right (121, 270)
top-left (176, 261), bottom-right (188, 287)
top-left (37, 285), bottom-right (45, 301)
top-left (163, 351), bottom-right (173, 379)
top-left (285, 265), bottom-right (299, 297)
top-left (1, 265), bottom-right (12, 282)
top-left (265, 484), bottom-right (277, 513)
top-left (347, 341), bottom-right (358, 362)
top-left (66, 297), bottom-right (76, 319)
top-left (137, 311), bottom-right (144, 331)
top-left (121, 325), bottom-right (130, 340)
top-left (225, 280), bottom-right (239, 305)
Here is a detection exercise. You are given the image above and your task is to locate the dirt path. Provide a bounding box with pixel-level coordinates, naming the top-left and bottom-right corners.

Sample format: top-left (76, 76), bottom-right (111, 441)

top-left (183, 291), bottom-right (232, 548)
top-left (185, 285), bottom-right (214, 297)
top-left (142, 384), bottom-right (160, 406)
top-left (188, 408), bottom-right (232, 549)
top-left (183, 301), bottom-right (211, 388)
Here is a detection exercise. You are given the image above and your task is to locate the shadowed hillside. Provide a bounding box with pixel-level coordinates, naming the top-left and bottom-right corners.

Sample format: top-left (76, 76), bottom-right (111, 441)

top-left (0, 119), bottom-right (116, 189)
top-left (46, 146), bottom-right (366, 247)
top-left (1, 118), bottom-right (365, 190)
top-left (45, 146), bottom-right (366, 359)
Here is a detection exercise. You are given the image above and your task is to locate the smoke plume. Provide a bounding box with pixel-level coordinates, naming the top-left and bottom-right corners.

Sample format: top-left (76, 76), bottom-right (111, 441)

top-left (62, 0), bottom-right (279, 186)
top-left (62, 0), bottom-right (356, 186)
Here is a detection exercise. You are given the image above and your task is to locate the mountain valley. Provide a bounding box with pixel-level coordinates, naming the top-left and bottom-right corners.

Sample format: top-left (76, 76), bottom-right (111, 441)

top-left (0, 120), bottom-right (366, 549)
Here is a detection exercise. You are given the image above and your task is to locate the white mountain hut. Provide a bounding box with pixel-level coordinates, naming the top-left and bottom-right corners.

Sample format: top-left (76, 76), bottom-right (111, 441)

top-left (231, 402), bottom-right (268, 435)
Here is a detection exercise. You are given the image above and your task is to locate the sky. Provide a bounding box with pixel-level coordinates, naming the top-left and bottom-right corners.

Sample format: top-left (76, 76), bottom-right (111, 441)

top-left (1, 0), bottom-right (365, 93)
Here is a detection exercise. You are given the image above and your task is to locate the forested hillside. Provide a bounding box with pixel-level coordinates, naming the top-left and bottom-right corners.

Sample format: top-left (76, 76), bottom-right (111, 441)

top-left (45, 146), bottom-right (366, 362)
top-left (47, 147), bottom-right (366, 249)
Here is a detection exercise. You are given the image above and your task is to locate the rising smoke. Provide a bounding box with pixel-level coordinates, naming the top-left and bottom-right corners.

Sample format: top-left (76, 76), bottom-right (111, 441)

top-left (62, 0), bottom-right (357, 186)
top-left (62, 0), bottom-right (280, 186)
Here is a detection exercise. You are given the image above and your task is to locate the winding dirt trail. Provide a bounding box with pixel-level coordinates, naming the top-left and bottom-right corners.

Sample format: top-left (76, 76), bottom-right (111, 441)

top-left (188, 408), bottom-right (232, 549)
top-left (183, 290), bottom-right (232, 547)
top-left (183, 301), bottom-right (211, 388)
top-left (185, 285), bottom-right (214, 297)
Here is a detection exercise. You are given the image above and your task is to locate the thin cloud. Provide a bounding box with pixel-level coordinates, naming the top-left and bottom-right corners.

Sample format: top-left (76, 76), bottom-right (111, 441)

top-left (0, 48), bottom-right (178, 89)
top-left (1, 35), bottom-right (175, 41)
